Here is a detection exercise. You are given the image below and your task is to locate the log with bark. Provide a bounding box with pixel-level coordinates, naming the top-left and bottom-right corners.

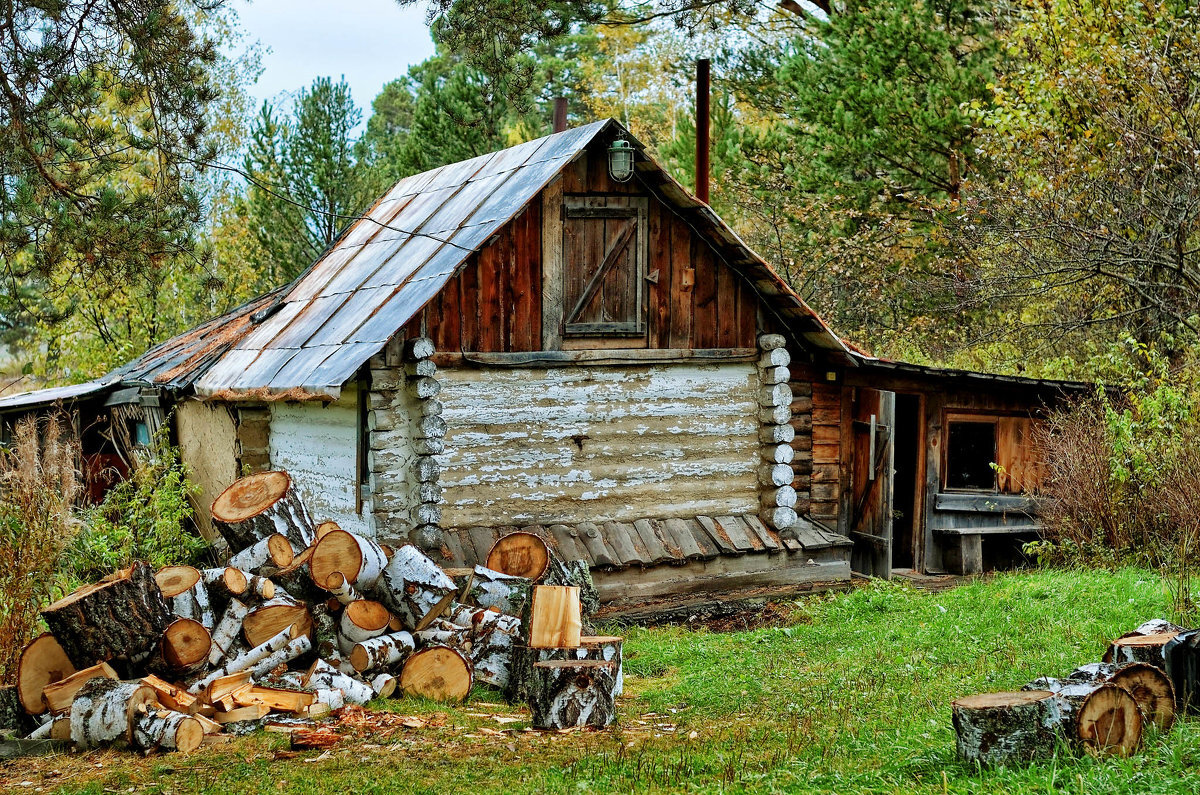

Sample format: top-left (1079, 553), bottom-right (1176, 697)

top-left (486, 532), bottom-right (551, 581)
top-left (229, 534), bottom-right (296, 575)
top-left (466, 566), bottom-right (532, 617)
top-left (372, 544), bottom-right (457, 631)
top-left (208, 599), bottom-right (250, 667)
top-left (1106, 633), bottom-right (1179, 668)
top-left (16, 633), bottom-right (75, 715)
top-left (951, 691), bottom-right (1061, 765)
top-left (400, 646), bottom-right (473, 702)
top-left (211, 471), bottom-right (316, 551)
top-left (201, 566), bottom-right (274, 605)
top-left (1045, 681), bottom-right (1142, 755)
top-left (349, 632), bottom-right (416, 673)
top-left (414, 618), bottom-right (472, 656)
top-left (1055, 662), bottom-right (1176, 731)
top-left (541, 557), bottom-right (599, 618)
top-left (303, 660), bottom-right (374, 705)
top-left (41, 562), bottom-right (174, 674)
top-left (337, 600), bottom-right (391, 655)
top-left (155, 618), bottom-right (213, 678)
top-left (370, 673), bottom-right (398, 698)
top-left (309, 528), bottom-right (388, 591)
top-left (507, 636), bottom-right (624, 704)
top-left (242, 594), bottom-right (312, 648)
top-left (42, 662), bottom-right (119, 715)
top-left (325, 571), bottom-right (360, 605)
top-left (0, 685), bottom-right (37, 734)
top-left (156, 566), bottom-right (216, 630)
top-left (68, 678), bottom-right (157, 749)
top-left (528, 659), bottom-right (618, 730)
top-left (446, 603), bottom-right (520, 691)
top-left (1164, 629), bottom-right (1200, 714)
top-left (133, 708), bottom-right (204, 753)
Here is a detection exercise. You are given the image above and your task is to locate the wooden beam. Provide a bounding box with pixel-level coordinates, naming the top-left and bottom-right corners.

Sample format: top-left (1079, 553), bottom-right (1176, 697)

top-left (432, 348), bottom-right (759, 368)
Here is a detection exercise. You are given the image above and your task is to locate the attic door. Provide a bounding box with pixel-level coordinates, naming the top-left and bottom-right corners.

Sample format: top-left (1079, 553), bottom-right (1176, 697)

top-left (562, 197), bottom-right (648, 336)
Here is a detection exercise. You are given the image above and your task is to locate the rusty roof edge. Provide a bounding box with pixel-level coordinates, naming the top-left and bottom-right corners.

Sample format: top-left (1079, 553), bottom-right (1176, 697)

top-left (847, 351), bottom-right (1103, 392)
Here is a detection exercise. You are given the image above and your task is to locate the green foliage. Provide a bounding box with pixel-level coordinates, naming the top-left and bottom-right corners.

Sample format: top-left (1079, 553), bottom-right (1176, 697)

top-left (68, 436), bottom-right (204, 584)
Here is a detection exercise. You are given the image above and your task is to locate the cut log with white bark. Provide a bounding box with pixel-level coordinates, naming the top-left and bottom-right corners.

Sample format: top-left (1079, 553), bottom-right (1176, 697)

top-left (508, 636), bottom-right (624, 703)
top-left (211, 471), bottom-right (316, 551)
top-left (528, 659), bottom-right (618, 730)
top-left (486, 532), bottom-right (550, 581)
top-left (156, 565), bottom-right (216, 630)
top-left (951, 691), bottom-right (1061, 765)
top-left (349, 632), bottom-right (416, 673)
top-left (372, 544), bottom-right (458, 631)
top-left (414, 618), bottom-right (472, 654)
top-left (1046, 681), bottom-right (1142, 755)
top-left (229, 534), bottom-right (295, 575)
top-left (758, 424), bottom-right (795, 445)
top-left (758, 383), bottom-right (792, 409)
top-left (16, 633), bottom-right (75, 715)
top-left (42, 662), bottom-right (119, 715)
top-left (313, 688), bottom-right (346, 711)
top-left (466, 566), bottom-right (532, 616)
top-left (761, 506), bottom-right (798, 530)
top-left (528, 586), bottom-right (582, 649)
top-left (303, 660), bottom-right (374, 705)
top-left (246, 635), bottom-right (311, 680)
top-left (133, 709), bottom-right (204, 753)
top-left (758, 404), bottom-right (791, 425)
top-left (309, 528), bottom-right (388, 591)
top-left (1106, 632), bottom-right (1178, 668)
top-left (370, 673), bottom-right (398, 698)
top-left (337, 600), bottom-right (391, 654)
top-left (242, 594), bottom-right (312, 648)
top-left (759, 463), bottom-right (793, 488)
top-left (41, 562), bottom-right (174, 674)
top-left (314, 520), bottom-right (341, 541)
top-left (445, 604), bottom-right (520, 690)
top-left (1059, 662), bottom-right (1176, 731)
top-left (404, 336), bottom-right (436, 361)
top-left (191, 627), bottom-right (295, 694)
top-left (400, 645), bottom-right (472, 702)
top-left (154, 618), bottom-right (212, 678)
top-left (68, 678), bottom-right (157, 749)
top-left (765, 486), bottom-right (798, 509)
top-left (325, 571), bottom-right (360, 605)
top-left (208, 598), bottom-right (250, 667)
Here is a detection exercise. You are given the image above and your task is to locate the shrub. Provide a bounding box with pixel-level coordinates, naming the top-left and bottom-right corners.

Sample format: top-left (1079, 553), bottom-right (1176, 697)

top-left (67, 431), bottom-right (205, 584)
top-left (0, 414), bottom-right (82, 682)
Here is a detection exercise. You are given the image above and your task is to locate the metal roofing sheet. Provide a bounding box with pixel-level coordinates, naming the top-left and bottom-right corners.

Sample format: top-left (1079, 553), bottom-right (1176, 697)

top-left (0, 379), bottom-right (115, 411)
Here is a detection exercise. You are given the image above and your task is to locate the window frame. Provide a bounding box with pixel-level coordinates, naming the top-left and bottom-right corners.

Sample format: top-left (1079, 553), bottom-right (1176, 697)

top-left (942, 412), bottom-right (1000, 493)
top-left (561, 196), bottom-right (649, 338)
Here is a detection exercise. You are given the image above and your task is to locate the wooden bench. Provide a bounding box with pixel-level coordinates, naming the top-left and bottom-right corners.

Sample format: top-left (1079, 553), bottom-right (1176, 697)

top-left (936, 525), bottom-right (1043, 575)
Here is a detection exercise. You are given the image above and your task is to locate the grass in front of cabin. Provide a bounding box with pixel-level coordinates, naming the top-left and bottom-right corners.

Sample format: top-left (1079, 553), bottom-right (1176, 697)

top-left (6, 567), bottom-right (1200, 794)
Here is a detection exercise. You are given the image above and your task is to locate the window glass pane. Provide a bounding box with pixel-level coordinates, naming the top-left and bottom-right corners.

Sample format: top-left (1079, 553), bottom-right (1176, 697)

top-left (946, 421), bottom-right (996, 490)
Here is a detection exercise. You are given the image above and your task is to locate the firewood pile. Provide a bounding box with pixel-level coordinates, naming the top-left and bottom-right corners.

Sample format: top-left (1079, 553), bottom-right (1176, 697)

top-left (951, 618), bottom-right (1200, 764)
top-left (0, 472), bottom-right (623, 755)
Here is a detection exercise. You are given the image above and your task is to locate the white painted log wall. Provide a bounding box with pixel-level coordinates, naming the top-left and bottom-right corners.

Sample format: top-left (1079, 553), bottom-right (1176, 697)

top-left (436, 363), bottom-right (761, 526)
top-left (269, 385), bottom-right (371, 535)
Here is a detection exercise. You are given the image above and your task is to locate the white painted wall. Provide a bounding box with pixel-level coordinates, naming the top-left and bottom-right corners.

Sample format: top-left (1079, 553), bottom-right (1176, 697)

top-left (269, 384), bottom-right (371, 535)
top-left (437, 363), bottom-right (761, 526)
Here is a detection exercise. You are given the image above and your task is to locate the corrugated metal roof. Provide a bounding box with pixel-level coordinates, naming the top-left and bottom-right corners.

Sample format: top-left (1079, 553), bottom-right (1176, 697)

top-left (107, 119), bottom-right (852, 402)
top-left (848, 352), bottom-right (1097, 392)
top-left (0, 379), bottom-right (116, 412)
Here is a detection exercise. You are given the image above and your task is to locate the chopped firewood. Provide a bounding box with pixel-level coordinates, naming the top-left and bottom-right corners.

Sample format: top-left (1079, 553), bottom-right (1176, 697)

top-left (528, 586), bottom-right (582, 648)
top-left (133, 709), bottom-right (205, 753)
top-left (486, 532), bottom-right (550, 581)
top-left (400, 645), bottom-right (472, 702)
top-left (309, 529), bottom-right (388, 590)
top-left (42, 662), bottom-right (119, 715)
top-left (214, 704), bottom-right (270, 724)
top-left (211, 471), bottom-right (315, 551)
top-left (200, 671), bottom-right (252, 704)
top-left (16, 633), bottom-right (75, 716)
top-left (68, 678), bottom-right (157, 749)
top-left (233, 685), bottom-right (315, 713)
top-left (242, 595), bottom-right (313, 648)
top-left (157, 566), bottom-right (216, 631)
top-left (373, 545), bottom-right (457, 631)
top-left (140, 675), bottom-right (198, 714)
top-left (291, 727), bottom-right (341, 750)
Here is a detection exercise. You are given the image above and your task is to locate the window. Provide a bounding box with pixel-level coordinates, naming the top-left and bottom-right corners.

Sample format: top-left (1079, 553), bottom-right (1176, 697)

top-left (945, 420), bottom-right (997, 491)
top-left (562, 197), bottom-right (648, 336)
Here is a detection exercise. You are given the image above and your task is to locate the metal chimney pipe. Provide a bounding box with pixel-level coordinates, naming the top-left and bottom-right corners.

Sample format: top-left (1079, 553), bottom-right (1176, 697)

top-left (553, 97), bottom-right (568, 133)
top-left (696, 59), bottom-right (710, 204)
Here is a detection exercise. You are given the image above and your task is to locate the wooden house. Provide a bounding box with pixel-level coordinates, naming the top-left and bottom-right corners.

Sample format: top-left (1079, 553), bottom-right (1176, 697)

top-left (0, 120), bottom-right (1088, 606)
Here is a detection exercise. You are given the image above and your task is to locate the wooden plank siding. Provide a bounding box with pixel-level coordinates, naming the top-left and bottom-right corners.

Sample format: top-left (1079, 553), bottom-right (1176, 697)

top-left (402, 142), bottom-right (758, 353)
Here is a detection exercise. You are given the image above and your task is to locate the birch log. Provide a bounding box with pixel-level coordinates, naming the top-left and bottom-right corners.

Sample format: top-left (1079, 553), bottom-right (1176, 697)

top-left (1056, 662), bottom-right (1176, 731)
top-left (42, 562), bottom-right (173, 674)
top-left (242, 594), bottom-right (312, 648)
top-left (508, 636), bottom-right (624, 703)
top-left (325, 571), bottom-right (360, 605)
top-left (349, 632), bottom-right (416, 673)
top-left (229, 534), bottom-right (295, 575)
top-left (1164, 629), bottom-right (1200, 714)
top-left (208, 599), bottom-right (250, 667)
top-left (400, 646), bottom-right (472, 702)
top-left (309, 528), bottom-right (388, 590)
top-left (211, 471), bottom-right (316, 551)
top-left (68, 678), bottom-right (157, 749)
top-left (133, 709), bottom-right (204, 753)
top-left (466, 566), bottom-right (532, 616)
top-left (246, 636), bottom-right (311, 679)
top-left (951, 691), bottom-right (1061, 765)
top-left (372, 544), bottom-right (457, 631)
top-left (156, 566), bottom-right (216, 630)
top-left (156, 618), bottom-right (212, 677)
top-left (16, 633), bottom-right (75, 715)
top-left (486, 532), bottom-right (550, 581)
top-left (370, 673), bottom-right (398, 698)
top-left (304, 660), bottom-right (374, 705)
top-left (337, 600), bottom-right (391, 655)
top-left (190, 627), bottom-right (295, 693)
top-left (528, 660), bottom-right (618, 730)
top-left (541, 557), bottom-right (599, 618)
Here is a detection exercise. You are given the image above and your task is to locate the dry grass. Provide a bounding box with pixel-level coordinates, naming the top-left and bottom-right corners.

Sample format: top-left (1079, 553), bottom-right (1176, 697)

top-left (0, 414), bottom-right (82, 682)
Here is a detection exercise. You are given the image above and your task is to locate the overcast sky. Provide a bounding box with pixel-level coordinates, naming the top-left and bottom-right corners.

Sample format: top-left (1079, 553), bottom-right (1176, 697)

top-left (234, 0), bottom-right (436, 115)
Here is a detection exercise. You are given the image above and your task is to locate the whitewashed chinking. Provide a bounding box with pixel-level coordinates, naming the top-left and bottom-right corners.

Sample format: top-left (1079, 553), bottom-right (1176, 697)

top-left (436, 362), bottom-right (761, 526)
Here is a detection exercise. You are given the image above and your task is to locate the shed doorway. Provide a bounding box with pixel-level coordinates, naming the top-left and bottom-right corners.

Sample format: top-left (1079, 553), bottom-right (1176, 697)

top-left (890, 393), bottom-right (923, 571)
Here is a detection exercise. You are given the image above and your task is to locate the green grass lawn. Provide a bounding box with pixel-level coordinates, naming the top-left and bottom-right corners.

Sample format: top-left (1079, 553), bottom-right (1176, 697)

top-left (6, 567), bottom-right (1200, 794)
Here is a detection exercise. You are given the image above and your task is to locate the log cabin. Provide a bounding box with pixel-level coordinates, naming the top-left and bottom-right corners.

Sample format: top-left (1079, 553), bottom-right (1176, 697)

top-left (0, 120), bottom-right (1090, 607)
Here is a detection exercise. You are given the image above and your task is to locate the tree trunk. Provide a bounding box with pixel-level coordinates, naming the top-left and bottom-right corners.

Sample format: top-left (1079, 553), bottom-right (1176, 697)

top-left (951, 691), bottom-right (1060, 765)
top-left (211, 471), bottom-right (315, 552)
top-left (309, 528), bottom-right (387, 591)
top-left (0, 686), bottom-right (37, 735)
top-left (528, 659), bottom-right (618, 730)
top-left (68, 678), bottom-right (157, 750)
top-left (156, 565), bottom-right (216, 630)
top-left (229, 534), bottom-right (295, 575)
top-left (208, 598), bottom-right (250, 667)
top-left (132, 709), bottom-right (204, 753)
top-left (486, 532), bottom-right (551, 581)
top-left (41, 562), bottom-right (173, 675)
top-left (16, 633), bottom-right (75, 715)
top-left (400, 646), bottom-right (472, 702)
top-left (507, 636), bottom-right (624, 703)
top-left (348, 632), bottom-right (416, 673)
top-left (242, 594), bottom-right (312, 648)
top-left (467, 566), bottom-right (532, 617)
top-left (337, 600), bottom-right (391, 655)
top-left (1056, 662), bottom-right (1176, 731)
top-left (1106, 632), bottom-right (1177, 668)
top-left (372, 545), bottom-right (457, 631)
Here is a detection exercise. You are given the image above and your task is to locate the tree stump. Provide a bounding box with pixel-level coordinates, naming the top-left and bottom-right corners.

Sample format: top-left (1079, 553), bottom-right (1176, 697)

top-left (507, 636), bottom-right (624, 703)
top-left (133, 709), bottom-right (204, 753)
top-left (211, 471), bottom-right (315, 551)
top-left (372, 545), bottom-right (458, 631)
top-left (951, 691), bottom-right (1061, 765)
top-left (41, 562), bottom-right (173, 674)
top-left (309, 528), bottom-right (387, 590)
top-left (1106, 633), bottom-right (1178, 669)
top-left (156, 566), bottom-right (215, 630)
top-left (1045, 682), bottom-right (1143, 755)
top-left (16, 633), bottom-right (75, 715)
top-left (68, 678), bottom-right (157, 749)
top-left (400, 646), bottom-right (472, 702)
top-left (528, 659), bottom-right (618, 729)
top-left (1164, 629), bottom-right (1200, 713)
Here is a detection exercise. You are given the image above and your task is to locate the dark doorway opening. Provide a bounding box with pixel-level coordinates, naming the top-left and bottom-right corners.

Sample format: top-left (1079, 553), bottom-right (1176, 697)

top-left (891, 394), bottom-right (921, 570)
